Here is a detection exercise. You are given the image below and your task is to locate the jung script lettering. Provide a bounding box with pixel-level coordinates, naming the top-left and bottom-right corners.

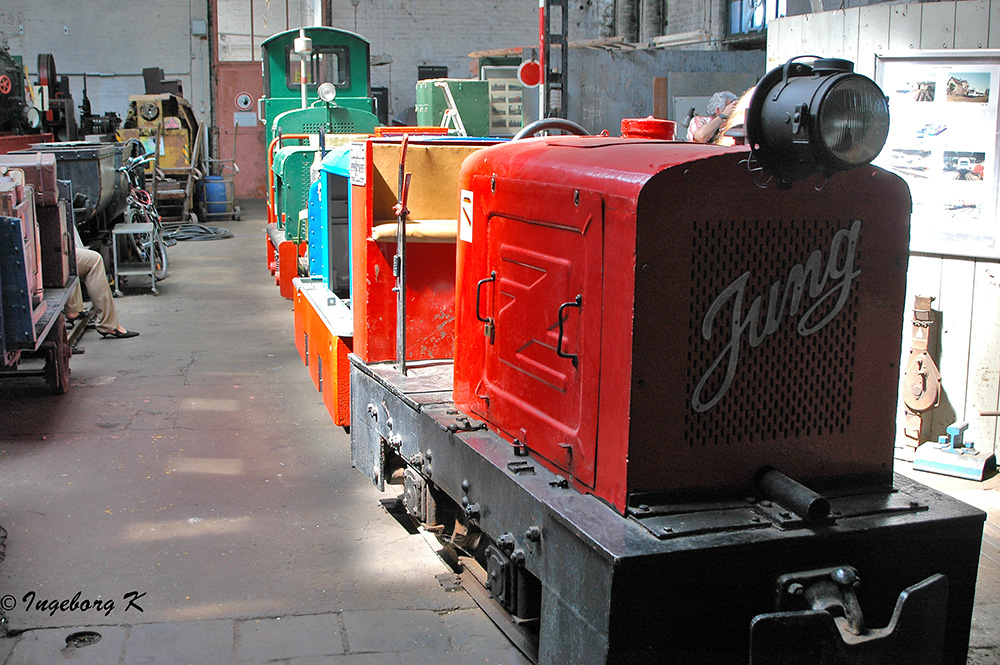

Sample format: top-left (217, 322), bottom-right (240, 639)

top-left (691, 219), bottom-right (862, 413)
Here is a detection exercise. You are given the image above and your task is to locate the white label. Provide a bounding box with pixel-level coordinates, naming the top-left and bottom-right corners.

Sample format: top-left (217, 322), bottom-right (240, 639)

top-left (349, 143), bottom-right (367, 187)
top-left (233, 112), bottom-right (257, 127)
top-left (460, 190), bottom-right (474, 243)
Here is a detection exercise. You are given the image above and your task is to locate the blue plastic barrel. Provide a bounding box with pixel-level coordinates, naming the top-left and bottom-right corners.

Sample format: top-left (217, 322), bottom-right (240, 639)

top-left (204, 176), bottom-right (229, 214)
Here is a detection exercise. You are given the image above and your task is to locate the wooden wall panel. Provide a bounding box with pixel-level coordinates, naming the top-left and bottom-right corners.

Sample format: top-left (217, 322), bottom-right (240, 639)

top-left (990, 0), bottom-right (1000, 47)
top-left (858, 5), bottom-right (892, 77)
top-left (934, 259), bottom-right (977, 436)
top-left (889, 3), bottom-right (923, 51)
top-left (967, 264), bottom-right (1000, 450)
top-left (843, 8), bottom-right (862, 63)
top-left (921, 2), bottom-right (957, 49)
top-left (769, 14), bottom-right (806, 69)
top-left (803, 11), bottom-right (838, 58)
top-left (767, 15), bottom-right (783, 68)
top-left (954, 0), bottom-right (989, 48)
top-left (903, 257), bottom-right (943, 306)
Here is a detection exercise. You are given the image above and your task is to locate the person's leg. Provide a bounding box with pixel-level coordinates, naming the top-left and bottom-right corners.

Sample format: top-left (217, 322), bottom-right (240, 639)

top-left (77, 248), bottom-right (120, 334)
top-left (65, 280), bottom-right (83, 319)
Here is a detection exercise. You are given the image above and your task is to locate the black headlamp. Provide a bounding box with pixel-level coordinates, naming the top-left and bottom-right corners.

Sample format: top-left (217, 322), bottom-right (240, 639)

top-left (746, 56), bottom-right (890, 187)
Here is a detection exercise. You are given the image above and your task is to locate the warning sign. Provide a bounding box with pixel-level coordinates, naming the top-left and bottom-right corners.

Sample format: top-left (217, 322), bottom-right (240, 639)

top-left (234, 92), bottom-right (254, 111)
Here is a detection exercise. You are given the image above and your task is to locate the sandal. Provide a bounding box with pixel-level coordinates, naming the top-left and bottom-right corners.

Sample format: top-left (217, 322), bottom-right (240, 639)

top-left (99, 328), bottom-right (139, 339)
top-left (65, 309), bottom-right (92, 329)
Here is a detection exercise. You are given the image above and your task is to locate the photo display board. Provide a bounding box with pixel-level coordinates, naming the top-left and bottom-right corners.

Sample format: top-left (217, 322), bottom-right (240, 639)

top-left (875, 52), bottom-right (1000, 259)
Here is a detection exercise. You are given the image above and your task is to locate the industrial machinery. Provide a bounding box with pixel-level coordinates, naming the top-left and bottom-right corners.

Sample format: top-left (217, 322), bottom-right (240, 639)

top-left (78, 76), bottom-right (122, 140)
top-left (307, 145), bottom-right (352, 298)
top-left (35, 54), bottom-right (77, 142)
top-left (13, 139), bottom-right (145, 250)
top-left (259, 27), bottom-right (378, 147)
top-left (119, 78), bottom-right (203, 224)
top-left (120, 93), bottom-right (199, 172)
top-left (345, 57), bottom-right (985, 664)
top-left (0, 46), bottom-right (42, 136)
top-left (292, 135), bottom-right (498, 428)
top-left (291, 145), bottom-right (353, 423)
top-left (415, 79), bottom-right (491, 136)
top-left (0, 47), bottom-right (65, 153)
top-left (0, 50), bottom-right (77, 143)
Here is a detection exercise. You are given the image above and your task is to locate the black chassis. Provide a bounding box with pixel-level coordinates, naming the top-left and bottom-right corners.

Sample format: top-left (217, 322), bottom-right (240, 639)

top-left (349, 356), bottom-right (985, 665)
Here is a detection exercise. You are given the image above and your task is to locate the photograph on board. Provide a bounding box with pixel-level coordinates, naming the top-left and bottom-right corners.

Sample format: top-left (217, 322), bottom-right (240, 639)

top-left (945, 72), bottom-right (991, 103)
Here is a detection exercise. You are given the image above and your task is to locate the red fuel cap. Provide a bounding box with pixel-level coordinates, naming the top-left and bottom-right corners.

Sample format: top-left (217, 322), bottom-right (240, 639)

top-left (620, 116), bottom-right (676, 140)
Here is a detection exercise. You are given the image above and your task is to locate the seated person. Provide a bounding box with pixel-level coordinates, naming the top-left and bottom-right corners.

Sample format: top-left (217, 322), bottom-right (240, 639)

top-left (687, 91), bottom-right (739, 143)
top-left (65, 227), bottom-right (139, 340)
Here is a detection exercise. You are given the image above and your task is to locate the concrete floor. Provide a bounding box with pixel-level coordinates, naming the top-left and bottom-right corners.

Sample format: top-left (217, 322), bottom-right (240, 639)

top-left (0, 200), bottom-right (527, 664)
top-left (0, 199), bottom-right (997, 663)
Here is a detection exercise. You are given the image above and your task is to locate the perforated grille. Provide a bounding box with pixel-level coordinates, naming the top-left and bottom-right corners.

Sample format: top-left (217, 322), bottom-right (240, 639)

top-left (684, 218), bottom-right (862, 448)
top-left (302, 122), bottom-right (356, 134)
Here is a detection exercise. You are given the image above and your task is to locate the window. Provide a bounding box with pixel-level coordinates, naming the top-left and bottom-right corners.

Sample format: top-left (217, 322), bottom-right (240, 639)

top-left (285, 46), bottom-right (350, 89)
top-left (215, 0), bottom-right (314, 62)
top-left (418, 66), bottom-right (448, 80)
top-left (728, 0), bottom-right (786, 37)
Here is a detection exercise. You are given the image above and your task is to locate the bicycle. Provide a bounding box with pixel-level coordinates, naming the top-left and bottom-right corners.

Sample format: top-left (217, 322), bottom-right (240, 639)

top-left (114, 150), bottom-right (170, 295)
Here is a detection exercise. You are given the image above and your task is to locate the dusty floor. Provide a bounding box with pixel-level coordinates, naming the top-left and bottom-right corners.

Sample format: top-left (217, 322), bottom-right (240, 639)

top-left (0, 201), bottom-right (527, 663)
top-left (897, 462), bottom-right (1000, 664)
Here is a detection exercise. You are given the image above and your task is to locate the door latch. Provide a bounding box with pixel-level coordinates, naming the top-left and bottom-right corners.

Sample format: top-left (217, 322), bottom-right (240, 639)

top-left (475, 271), bottom-right (496, 343)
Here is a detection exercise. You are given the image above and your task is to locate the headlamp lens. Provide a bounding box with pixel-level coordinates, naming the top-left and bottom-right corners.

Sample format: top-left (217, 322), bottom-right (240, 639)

top-left (817, 77), bottom-right (889, 167)
top-left (318, 82), bottom-right (338, 102)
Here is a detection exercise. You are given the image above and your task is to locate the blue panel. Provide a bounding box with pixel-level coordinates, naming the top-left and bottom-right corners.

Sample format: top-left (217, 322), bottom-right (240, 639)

top-left (307, 179), bottom-right (327, 282)
top-left (0, 216), bottom-right (35, 348)
top-left (316, 145), bottom-right (355, 297)
top-left (324, 172), bottom-right (350, 296)
top-left (319, 144), bottom-right (353, 177)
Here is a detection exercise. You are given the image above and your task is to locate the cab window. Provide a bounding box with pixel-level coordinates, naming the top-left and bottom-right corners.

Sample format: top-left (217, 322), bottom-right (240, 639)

top-left (285, 45), bottom-right (349, 89)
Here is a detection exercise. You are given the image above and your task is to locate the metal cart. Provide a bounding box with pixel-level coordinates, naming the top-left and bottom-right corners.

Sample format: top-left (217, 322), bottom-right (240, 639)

top-left (199, 157), bottom-right (241, 222)
top-left (112, 221), bottom-right (158, 296)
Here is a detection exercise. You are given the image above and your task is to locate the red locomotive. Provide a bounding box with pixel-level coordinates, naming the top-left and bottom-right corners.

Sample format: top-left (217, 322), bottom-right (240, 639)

top-left (349, 58), bottom-right (985, 664)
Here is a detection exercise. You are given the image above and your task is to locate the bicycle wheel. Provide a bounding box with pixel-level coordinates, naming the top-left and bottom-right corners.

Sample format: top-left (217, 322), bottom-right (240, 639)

top-left (128, 231), bottom-right (153, 263)
top-left (153, 234), bottom-right (168, 280)
top-left (126, 229), bottom-right (167, 280)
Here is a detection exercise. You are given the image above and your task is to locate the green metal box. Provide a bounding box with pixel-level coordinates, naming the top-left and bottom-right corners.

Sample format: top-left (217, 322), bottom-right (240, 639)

top-left (415, 79), bottom-right (489, 137)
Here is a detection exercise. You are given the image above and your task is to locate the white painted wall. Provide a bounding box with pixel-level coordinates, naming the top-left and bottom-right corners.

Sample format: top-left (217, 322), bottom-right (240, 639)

top-left (214, 0), bottom-right (540, 125)
top-left (215, 0), bottom-right (313, 61)
top-left (768, 0), bottom-right (1000, 456)
top-left (0, 0), bottom-right (212, 126)
top-left (1, 0), bottom-right (538, 144)
top-left (320, 0), bottom-right (539, 121)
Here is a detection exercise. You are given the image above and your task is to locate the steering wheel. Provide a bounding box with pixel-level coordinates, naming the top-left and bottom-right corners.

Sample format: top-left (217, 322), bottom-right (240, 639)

top-left (513, 118), bottom-right (590, 140)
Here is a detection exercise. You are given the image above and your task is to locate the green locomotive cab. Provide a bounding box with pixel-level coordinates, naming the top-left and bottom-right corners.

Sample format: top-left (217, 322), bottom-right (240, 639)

top-left (261, 26), bottom-right (379, 299)
top-left (260, 27), bottom-right (379, 147)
